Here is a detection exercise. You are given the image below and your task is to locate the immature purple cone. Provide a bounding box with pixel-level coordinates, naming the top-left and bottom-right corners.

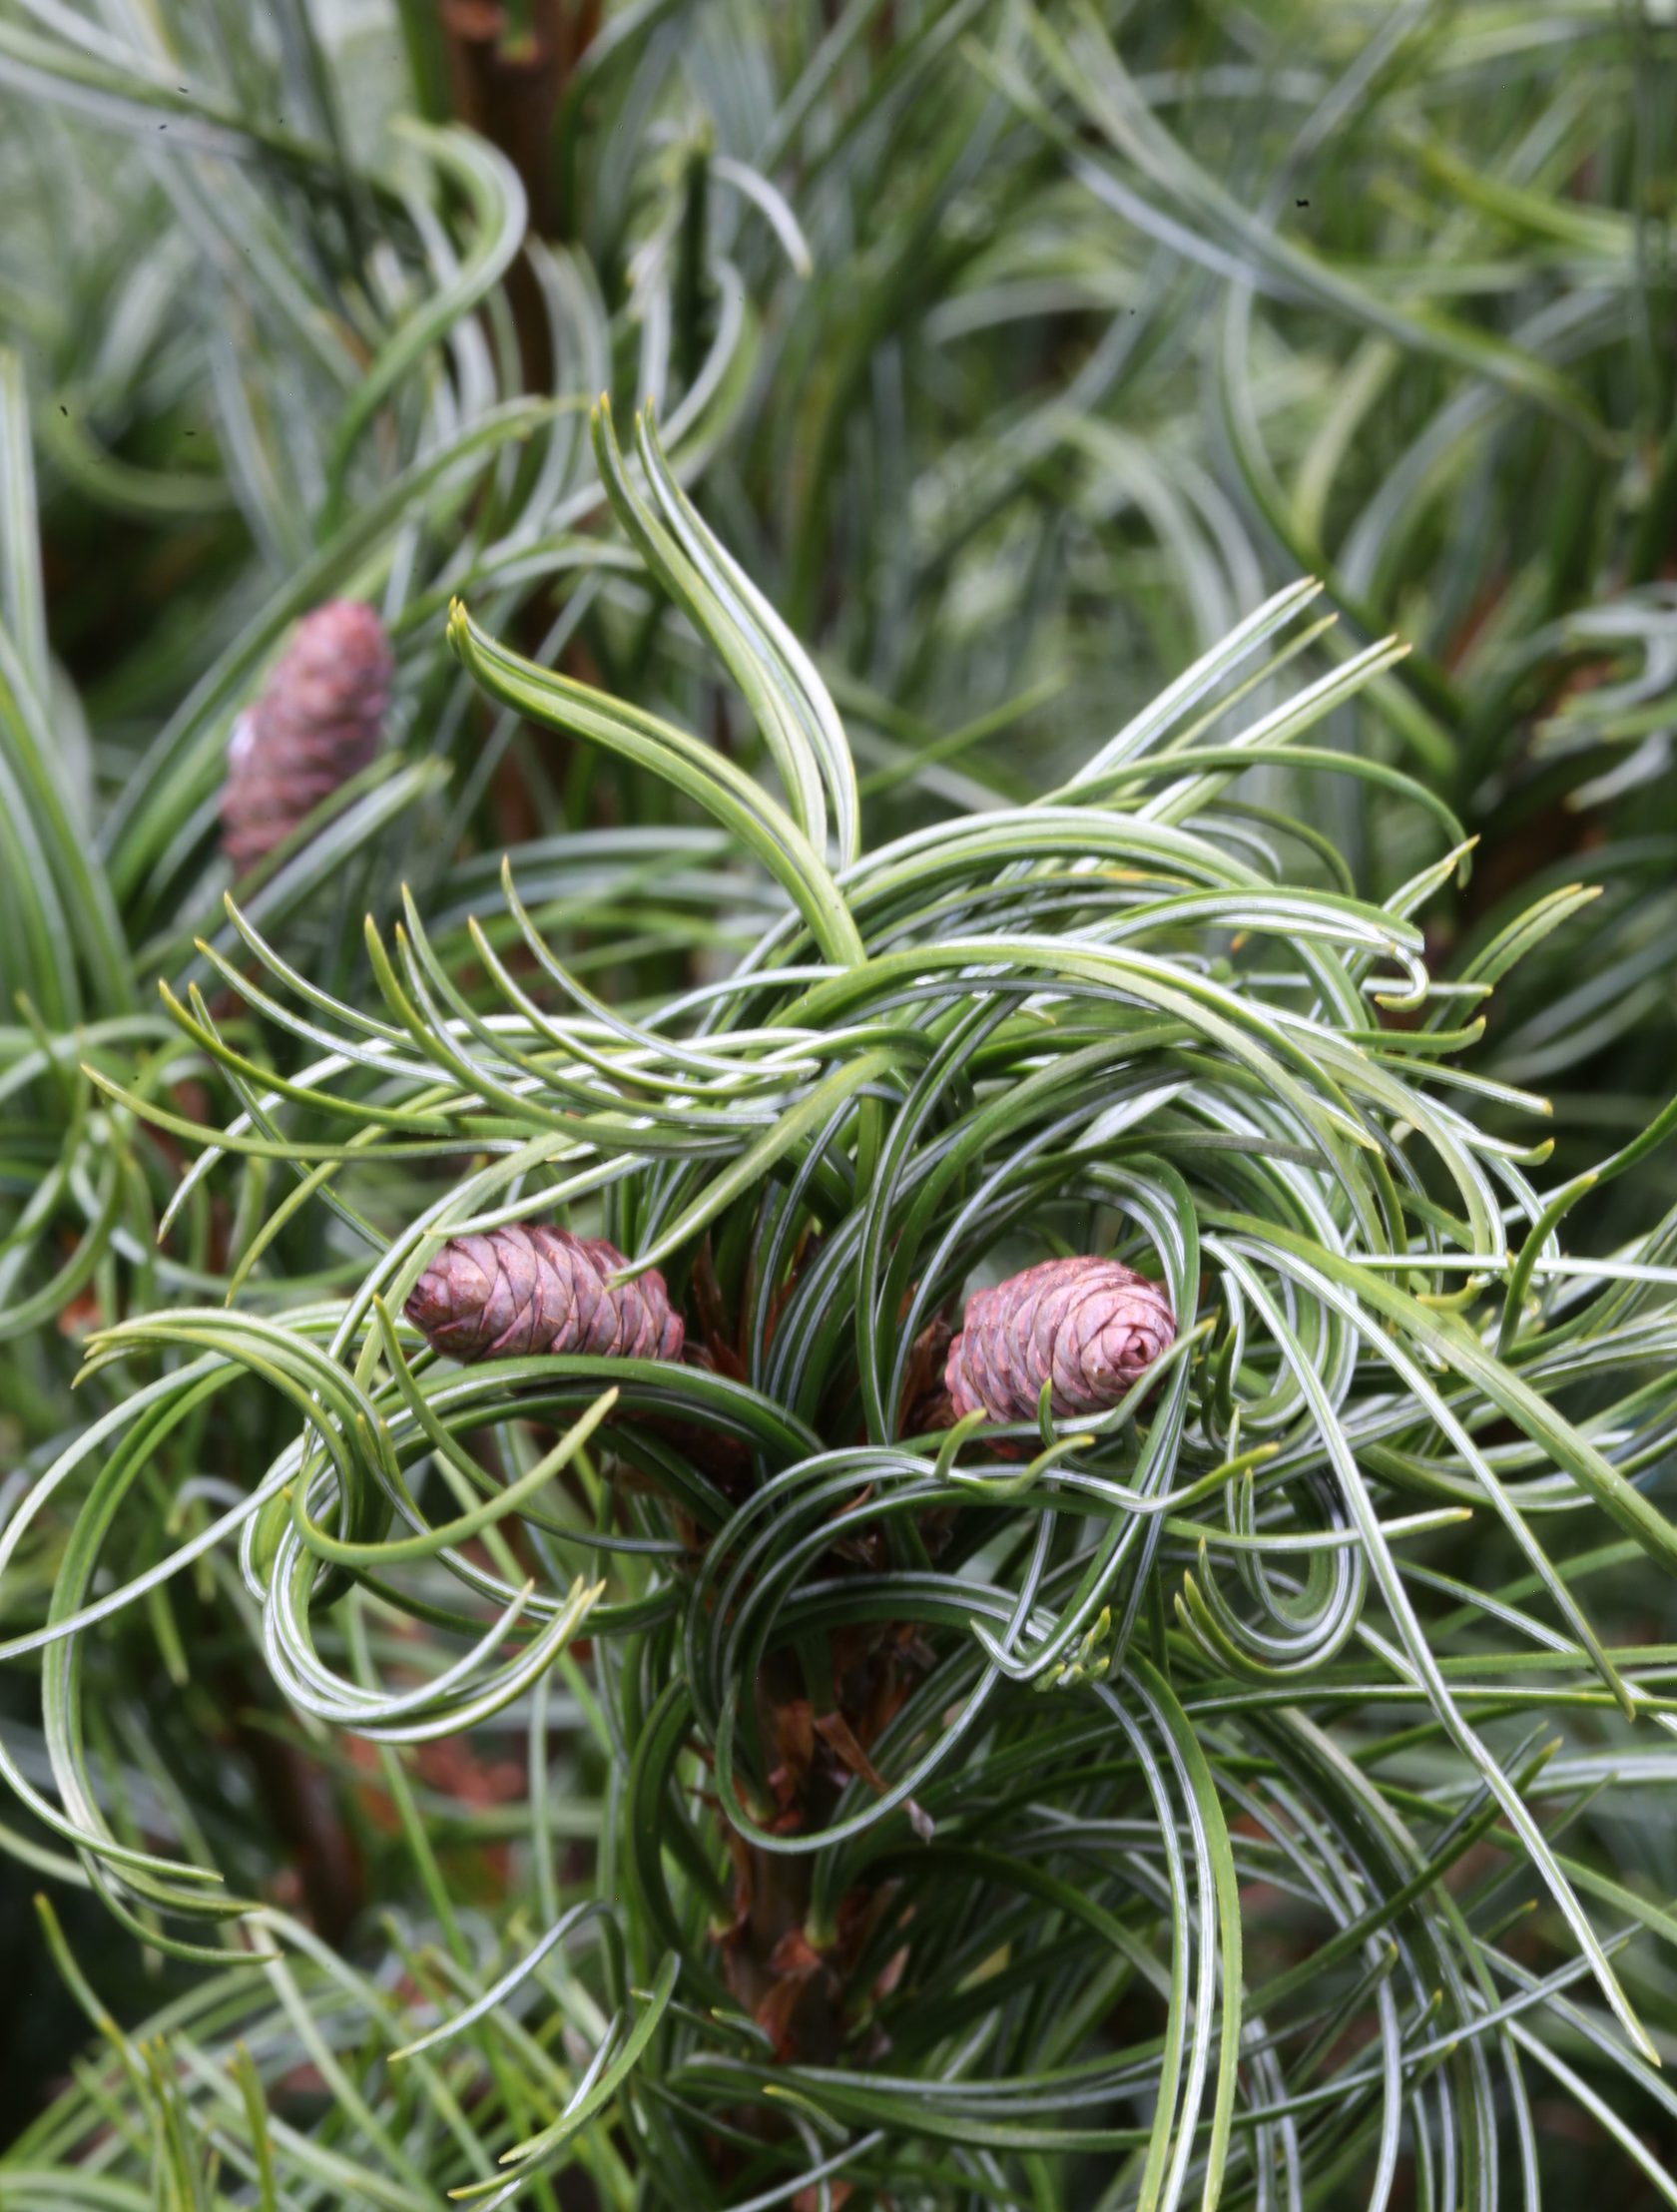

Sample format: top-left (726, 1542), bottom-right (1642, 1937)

top-left (220, 600), bottom-right (393, 870)
top-left (945, 1257), bottom-right (1175, 1424)
top-left (405, 1224), bottom-right (685, 1365)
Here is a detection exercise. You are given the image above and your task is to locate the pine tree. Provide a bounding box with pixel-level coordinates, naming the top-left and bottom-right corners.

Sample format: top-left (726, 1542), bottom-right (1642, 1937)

top-left (11, 401), bottom-right (1677, 2206)
top-left (4, 5), bottom-right (1677, 2207)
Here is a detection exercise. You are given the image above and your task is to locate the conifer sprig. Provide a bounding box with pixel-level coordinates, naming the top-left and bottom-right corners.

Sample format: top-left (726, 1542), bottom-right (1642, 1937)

top-left (14, 405), bottom-right (1677, 2208)
top-left (4, 3), bottom-right (1677, 2202)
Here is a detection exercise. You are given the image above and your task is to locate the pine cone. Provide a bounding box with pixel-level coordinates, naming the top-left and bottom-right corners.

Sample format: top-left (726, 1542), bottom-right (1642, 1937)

top-left (945, 1257), bottom-right (1175, 1424)
top-left (221, 600), bottom-right (393, 871)
top-left (405, 1224), bottom-right (684, 1364)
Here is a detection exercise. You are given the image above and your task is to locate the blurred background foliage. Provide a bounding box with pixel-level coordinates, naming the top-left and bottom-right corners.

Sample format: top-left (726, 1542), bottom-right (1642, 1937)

top-left (0, 0), bottom-right (1675, 2203)
top-left (6, 1), bottom-right (1675, 1154)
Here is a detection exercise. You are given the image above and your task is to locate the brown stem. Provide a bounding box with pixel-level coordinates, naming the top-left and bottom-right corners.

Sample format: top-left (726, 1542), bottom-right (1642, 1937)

top-left (212, 1662), bottom-right (365, 1943)
top-left (719, 1656), bottom-right (846, 2064)
top-left (424, 0), bottom-right (609, 390)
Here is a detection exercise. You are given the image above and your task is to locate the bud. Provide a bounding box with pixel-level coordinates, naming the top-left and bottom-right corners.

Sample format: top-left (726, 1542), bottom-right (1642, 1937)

top-left (221, 600), bottom-right (393, 871)
top-left (944, 1257), bottom-right (1175, 1424)
top-left (405, 1224), bottom-right (684, 1365)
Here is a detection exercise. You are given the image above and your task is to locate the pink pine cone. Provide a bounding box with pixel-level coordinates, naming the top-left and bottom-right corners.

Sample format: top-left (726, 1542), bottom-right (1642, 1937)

top-left (221, 599), bottom-right (393, 871)
top-left (945, 1257), bottom-right (1175, 1424)
top-left (405, 1224), bottom-right (685, 1365)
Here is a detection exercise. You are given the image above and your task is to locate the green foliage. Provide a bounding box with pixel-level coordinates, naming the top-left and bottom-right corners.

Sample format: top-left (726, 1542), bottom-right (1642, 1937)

top-left (8, 407), bottom-right (1677, 2206)
top-left (2, 2), bottom-right (1677, 2207)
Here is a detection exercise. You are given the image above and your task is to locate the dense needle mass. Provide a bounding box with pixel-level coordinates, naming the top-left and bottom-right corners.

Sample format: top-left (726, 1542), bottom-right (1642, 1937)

top-left (3, 6), bottom-right (1676, 2206)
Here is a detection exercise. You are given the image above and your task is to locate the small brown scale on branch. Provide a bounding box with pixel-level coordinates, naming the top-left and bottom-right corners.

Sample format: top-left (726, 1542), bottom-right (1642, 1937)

top-left (220, 600), bottom-right (392, 872)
